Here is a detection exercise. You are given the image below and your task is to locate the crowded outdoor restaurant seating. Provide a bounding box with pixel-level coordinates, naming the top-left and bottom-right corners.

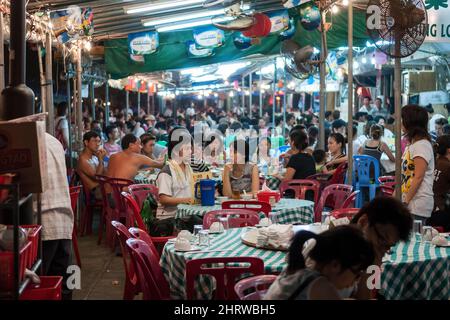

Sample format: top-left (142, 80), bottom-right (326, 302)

top-left (1, 0), bottom-right (450, 307)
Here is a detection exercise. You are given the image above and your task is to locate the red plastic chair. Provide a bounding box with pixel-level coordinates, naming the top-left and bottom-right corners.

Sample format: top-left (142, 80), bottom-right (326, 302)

top-left (128, 184), bottom-right (159, 209)
top-left (330, 208), bottom-right (360, 220)
top-left (111, 220), bottom-right (139, 300)
top-left (109, 178), bottom-right (133, 249)
top-left (128, 227), bottom-right (160, 259)
top-left (126, 238), bottom-right (170, 300)
top-left (314, 184), bottom-right (353, 222)
top-left (203, 209), bottom-right (260, 229)
top-left (279, 179), bottom-right (320, 203)
top-left (185, 257), bottom-right (264, 300)
top-left (222, 200), bottom-right (271, 216)
top-left (341, 190), bottom-right (361, 209)
top-left (122, 193), bottom-right (175, 256)
top-left (95, 175), bottom-right (113, 246)
top-left (234, 274), bottom-right (277, 300)
top-left (307, 162), bottom-right (348, 192)
top-left (69, 186), bottom-right (82, 268)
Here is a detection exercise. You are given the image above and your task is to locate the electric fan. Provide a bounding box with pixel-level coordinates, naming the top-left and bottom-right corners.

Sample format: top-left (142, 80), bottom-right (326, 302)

top-left (280, 40), bottom-right (320, 79)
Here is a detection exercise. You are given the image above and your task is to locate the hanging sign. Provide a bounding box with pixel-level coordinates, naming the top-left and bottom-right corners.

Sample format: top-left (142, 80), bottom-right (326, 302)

top-left (128, 31), bottom-right (159, 55)
top-left (425, 4), bottom-right (450, 42)
top-left (186, 41), bottom-right (214, 58)
top-left (267, 10), bottom-right (290, 34)
top-left (50, 6), bottom-right (94, 44)
top-left (193, 26), bottom-right (225, 49)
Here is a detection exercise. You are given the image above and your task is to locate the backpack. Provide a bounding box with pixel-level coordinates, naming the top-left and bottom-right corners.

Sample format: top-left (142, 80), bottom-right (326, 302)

top-left (55, 118), bottom-right (68, 151)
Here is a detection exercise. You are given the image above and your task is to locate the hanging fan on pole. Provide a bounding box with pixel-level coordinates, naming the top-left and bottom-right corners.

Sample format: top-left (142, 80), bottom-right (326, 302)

top-left (366, 0), bottom-right (427, 58)
top-left (280, 40), bottom-right (320, 80)
top-left (203, 0), bottom-right (256, 31)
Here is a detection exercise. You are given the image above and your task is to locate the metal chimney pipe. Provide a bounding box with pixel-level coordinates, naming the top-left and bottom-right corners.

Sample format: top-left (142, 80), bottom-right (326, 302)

top-left (0, 0), bottom-right (35, 120)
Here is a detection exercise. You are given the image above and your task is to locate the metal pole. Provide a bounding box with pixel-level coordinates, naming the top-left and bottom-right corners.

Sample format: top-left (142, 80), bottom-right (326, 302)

top-left (105, 76), bottom-right (110, 126)
top-left (283, 79), bottom-right (287, 138)
top-left (241, 75), bottom-right (245, 114)
top-left (0, 10), bottom-right (5, 94)
top-left (259, 67), bottom-right (263, 118)
top-left (347, 1), bottom-right (354, 185)
top-left (272, 58), bottom-right (276, 131)
top-left (67, 74), bottom-right (73, 168)
top-left (249, 73), bottom-right (252, 119)
top-left (318, 10), bottom-right (327, 150)
top-left (45, 33), bottom-right (54, 135)
top-left (125, 90), bottom-right (129, 119)
top-left (137, 91), bottom-right (141, 114)
top-left (76, 45), bottom-right (83, 152)
top-left (394, 56), bottom-right (402, 199)
top-left (90, 80), bottom-right (95, 121)
top-left (37, 44), bottom-right (47, 115)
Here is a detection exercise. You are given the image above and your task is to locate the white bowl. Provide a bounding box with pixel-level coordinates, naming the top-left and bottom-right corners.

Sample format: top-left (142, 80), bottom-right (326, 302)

top-left (177, 230), bottom-right (193, 242)
top-left (241, 194), bottom-right (253, 201)
top-left (174, 238), bottom-right (192, 251)
top-left (209, 222), bottom-right (225, 233)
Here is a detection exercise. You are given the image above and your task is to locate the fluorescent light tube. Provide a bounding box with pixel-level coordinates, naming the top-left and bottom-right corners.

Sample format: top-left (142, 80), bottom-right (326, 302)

top-left (143, 4), bottom-right (250, 27)
top-left (126, 0), bottom-right (204, 14)
top-left (156, 16), bottom-right (232, 32)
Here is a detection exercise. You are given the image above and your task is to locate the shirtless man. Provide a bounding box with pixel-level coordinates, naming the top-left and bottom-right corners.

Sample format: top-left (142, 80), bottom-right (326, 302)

top-left (77, 131), bottom-right (107, 192)
top-left (107, 133), bottom-right (164, 181)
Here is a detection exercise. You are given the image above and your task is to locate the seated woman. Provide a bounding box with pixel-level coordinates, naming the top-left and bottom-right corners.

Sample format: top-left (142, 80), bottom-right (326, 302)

top-left (222, 139), bottom-right (260, 198)
top-left (358, 124), bottom-right (395, 175)
top-left (274, 130), bottom-right (316, 181)
top-left (155, 128), bottom-right (201, 236)
top-left (252, 137), bottom-right (277, 174)
top-left (322, 133), bottom-right (347, 175)
top-left (264, 225), bottom-right (374, 300)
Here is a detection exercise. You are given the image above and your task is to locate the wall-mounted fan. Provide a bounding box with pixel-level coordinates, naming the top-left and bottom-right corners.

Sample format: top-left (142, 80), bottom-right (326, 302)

top-left (281, 40), bottom-right (319, 79)
top-left (203, 0), bottom-right (256, 31)
top-left (366, 0), bottom-right (428, 58)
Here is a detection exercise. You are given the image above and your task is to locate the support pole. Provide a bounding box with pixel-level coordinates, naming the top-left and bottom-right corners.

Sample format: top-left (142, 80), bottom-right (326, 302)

top-left (76, 45), bottom-right (83, 152)
top-left (272, 58), bottom-right (276, 132)
top-left (0, 10), bottom-right (5, 94)
top-left (394, 56), bottom-right (402, 199)
top-left (125, 90), bottom-right (130, 119)
top-left (105, 76), bottom-right (110, 126)
top-left (249, 73), bottom-right (252, 119)
top-left (90, 80), bottom-right (95, 121)
top-left (318, 10), bottom-right (327, 150)
top-left (283, 79), bottom-right (287, 138)
top-left (137, 91), bottom-right (141, 114)
top-left (259, 67), bottom-right (263, 118)
top-left (67, 73), bottom-right (73, 168)
top-left (37, 44), bottom-right (47, 115)
top-left (45, 33), bottom-right (54, 135)
top-left (241, 75), bottom-right (245, 113)
top-left (347, 1), bottom-right (354, 185)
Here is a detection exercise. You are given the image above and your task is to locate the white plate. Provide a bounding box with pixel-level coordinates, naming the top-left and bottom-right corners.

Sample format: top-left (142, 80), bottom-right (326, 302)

top-left (434, 241), bottom-right (450, 247)
top-left (174, 245), bottom-right (201, 252)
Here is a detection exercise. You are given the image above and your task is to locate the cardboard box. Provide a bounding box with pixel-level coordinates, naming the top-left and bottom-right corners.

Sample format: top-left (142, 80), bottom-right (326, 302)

top-left (0, 121), bottom-right (48, 194)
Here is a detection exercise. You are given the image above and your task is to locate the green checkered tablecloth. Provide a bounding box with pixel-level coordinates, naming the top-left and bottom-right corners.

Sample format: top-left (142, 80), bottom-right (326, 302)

top-left (176, 198), bottom-right (315, 225)
top-left (380, 237), bottom-right (450, 300)
top-left (134, 171), bottom-right (158, 184)
top-left (160, 227), bottom-right (286, 300)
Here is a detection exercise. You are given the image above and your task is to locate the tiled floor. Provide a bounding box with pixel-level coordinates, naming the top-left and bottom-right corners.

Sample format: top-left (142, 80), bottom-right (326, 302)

top-left (72, 233), bottom-right (125, 300)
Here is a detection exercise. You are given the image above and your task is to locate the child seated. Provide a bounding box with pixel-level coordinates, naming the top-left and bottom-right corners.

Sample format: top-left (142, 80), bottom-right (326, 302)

top-left (313, 149), bottom-right (327, 172)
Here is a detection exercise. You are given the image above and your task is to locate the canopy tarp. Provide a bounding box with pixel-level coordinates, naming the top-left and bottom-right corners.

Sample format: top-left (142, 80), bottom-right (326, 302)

top-left (105, 8), bottom-right (370, 79)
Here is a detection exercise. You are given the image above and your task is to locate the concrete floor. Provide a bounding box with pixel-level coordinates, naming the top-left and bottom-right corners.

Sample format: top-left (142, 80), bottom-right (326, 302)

top-left (72, 232), bottom-right (126, 300)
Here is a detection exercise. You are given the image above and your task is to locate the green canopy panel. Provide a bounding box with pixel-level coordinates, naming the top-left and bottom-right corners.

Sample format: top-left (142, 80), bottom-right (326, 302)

top-left (105, 8), bottom-right (370, 79)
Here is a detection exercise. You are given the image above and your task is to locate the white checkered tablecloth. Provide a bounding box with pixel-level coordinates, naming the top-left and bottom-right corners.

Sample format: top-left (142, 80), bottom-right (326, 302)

top-left (380, 236), bottom-right (450, 300)
top-left (160, 227), bottom-right (287, 300)
top-left (176, 199), bottom-right (315, 225)
top-left (134, 171), bottom-right (158, 184)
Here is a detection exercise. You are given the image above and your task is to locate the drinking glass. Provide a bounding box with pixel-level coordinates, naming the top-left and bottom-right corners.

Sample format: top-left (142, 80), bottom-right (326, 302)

top-left (321, 212), bottom-right (330, 225)
top-left (413, 220), bottom-right (423, 235)
top-left (269, 212), bottom-right (278, 224)
top-left (198, 230), bottom-right (210, 247)
top-left (421, 226), bottom-right (433, 242)
top-left (193, 225), bottom-right (203, 244)
top-left (218, 217), bottom-right (229, 230)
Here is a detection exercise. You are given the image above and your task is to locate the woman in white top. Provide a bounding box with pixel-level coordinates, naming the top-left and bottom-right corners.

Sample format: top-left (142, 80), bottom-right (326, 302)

top-left (400, 105), bottom-right (435, 222)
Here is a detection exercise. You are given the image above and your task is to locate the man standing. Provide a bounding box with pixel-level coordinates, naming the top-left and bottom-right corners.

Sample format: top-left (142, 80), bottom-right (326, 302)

top-left (40, 133), bottom-right (74, 300)
top-left (107, 133), bottom-right (164, 181)
top-left (359, 96), bottom-right (378, 116)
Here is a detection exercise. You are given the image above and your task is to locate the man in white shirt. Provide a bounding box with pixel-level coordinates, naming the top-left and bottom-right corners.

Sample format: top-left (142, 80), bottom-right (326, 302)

top-left (40, 133), bottom-right (74, 300)
top-left (359, 96), bottom-right (378, 116)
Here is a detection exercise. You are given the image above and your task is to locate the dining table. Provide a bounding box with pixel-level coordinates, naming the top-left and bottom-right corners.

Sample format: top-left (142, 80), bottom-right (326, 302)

top-left (159, 227), bottom-right (450, 300)
top-left (176, 198), bottom-right (315, 225)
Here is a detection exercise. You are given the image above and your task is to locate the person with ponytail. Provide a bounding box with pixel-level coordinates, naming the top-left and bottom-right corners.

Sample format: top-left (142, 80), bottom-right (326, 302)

top-left (264, 226), bottom-right (374, 300)
top-left (321, 133), bottom-right (347, 175)
top-left (358, 124), bottom-right (395, 175)
top-left (428, 134), bottom-right (450, 231)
